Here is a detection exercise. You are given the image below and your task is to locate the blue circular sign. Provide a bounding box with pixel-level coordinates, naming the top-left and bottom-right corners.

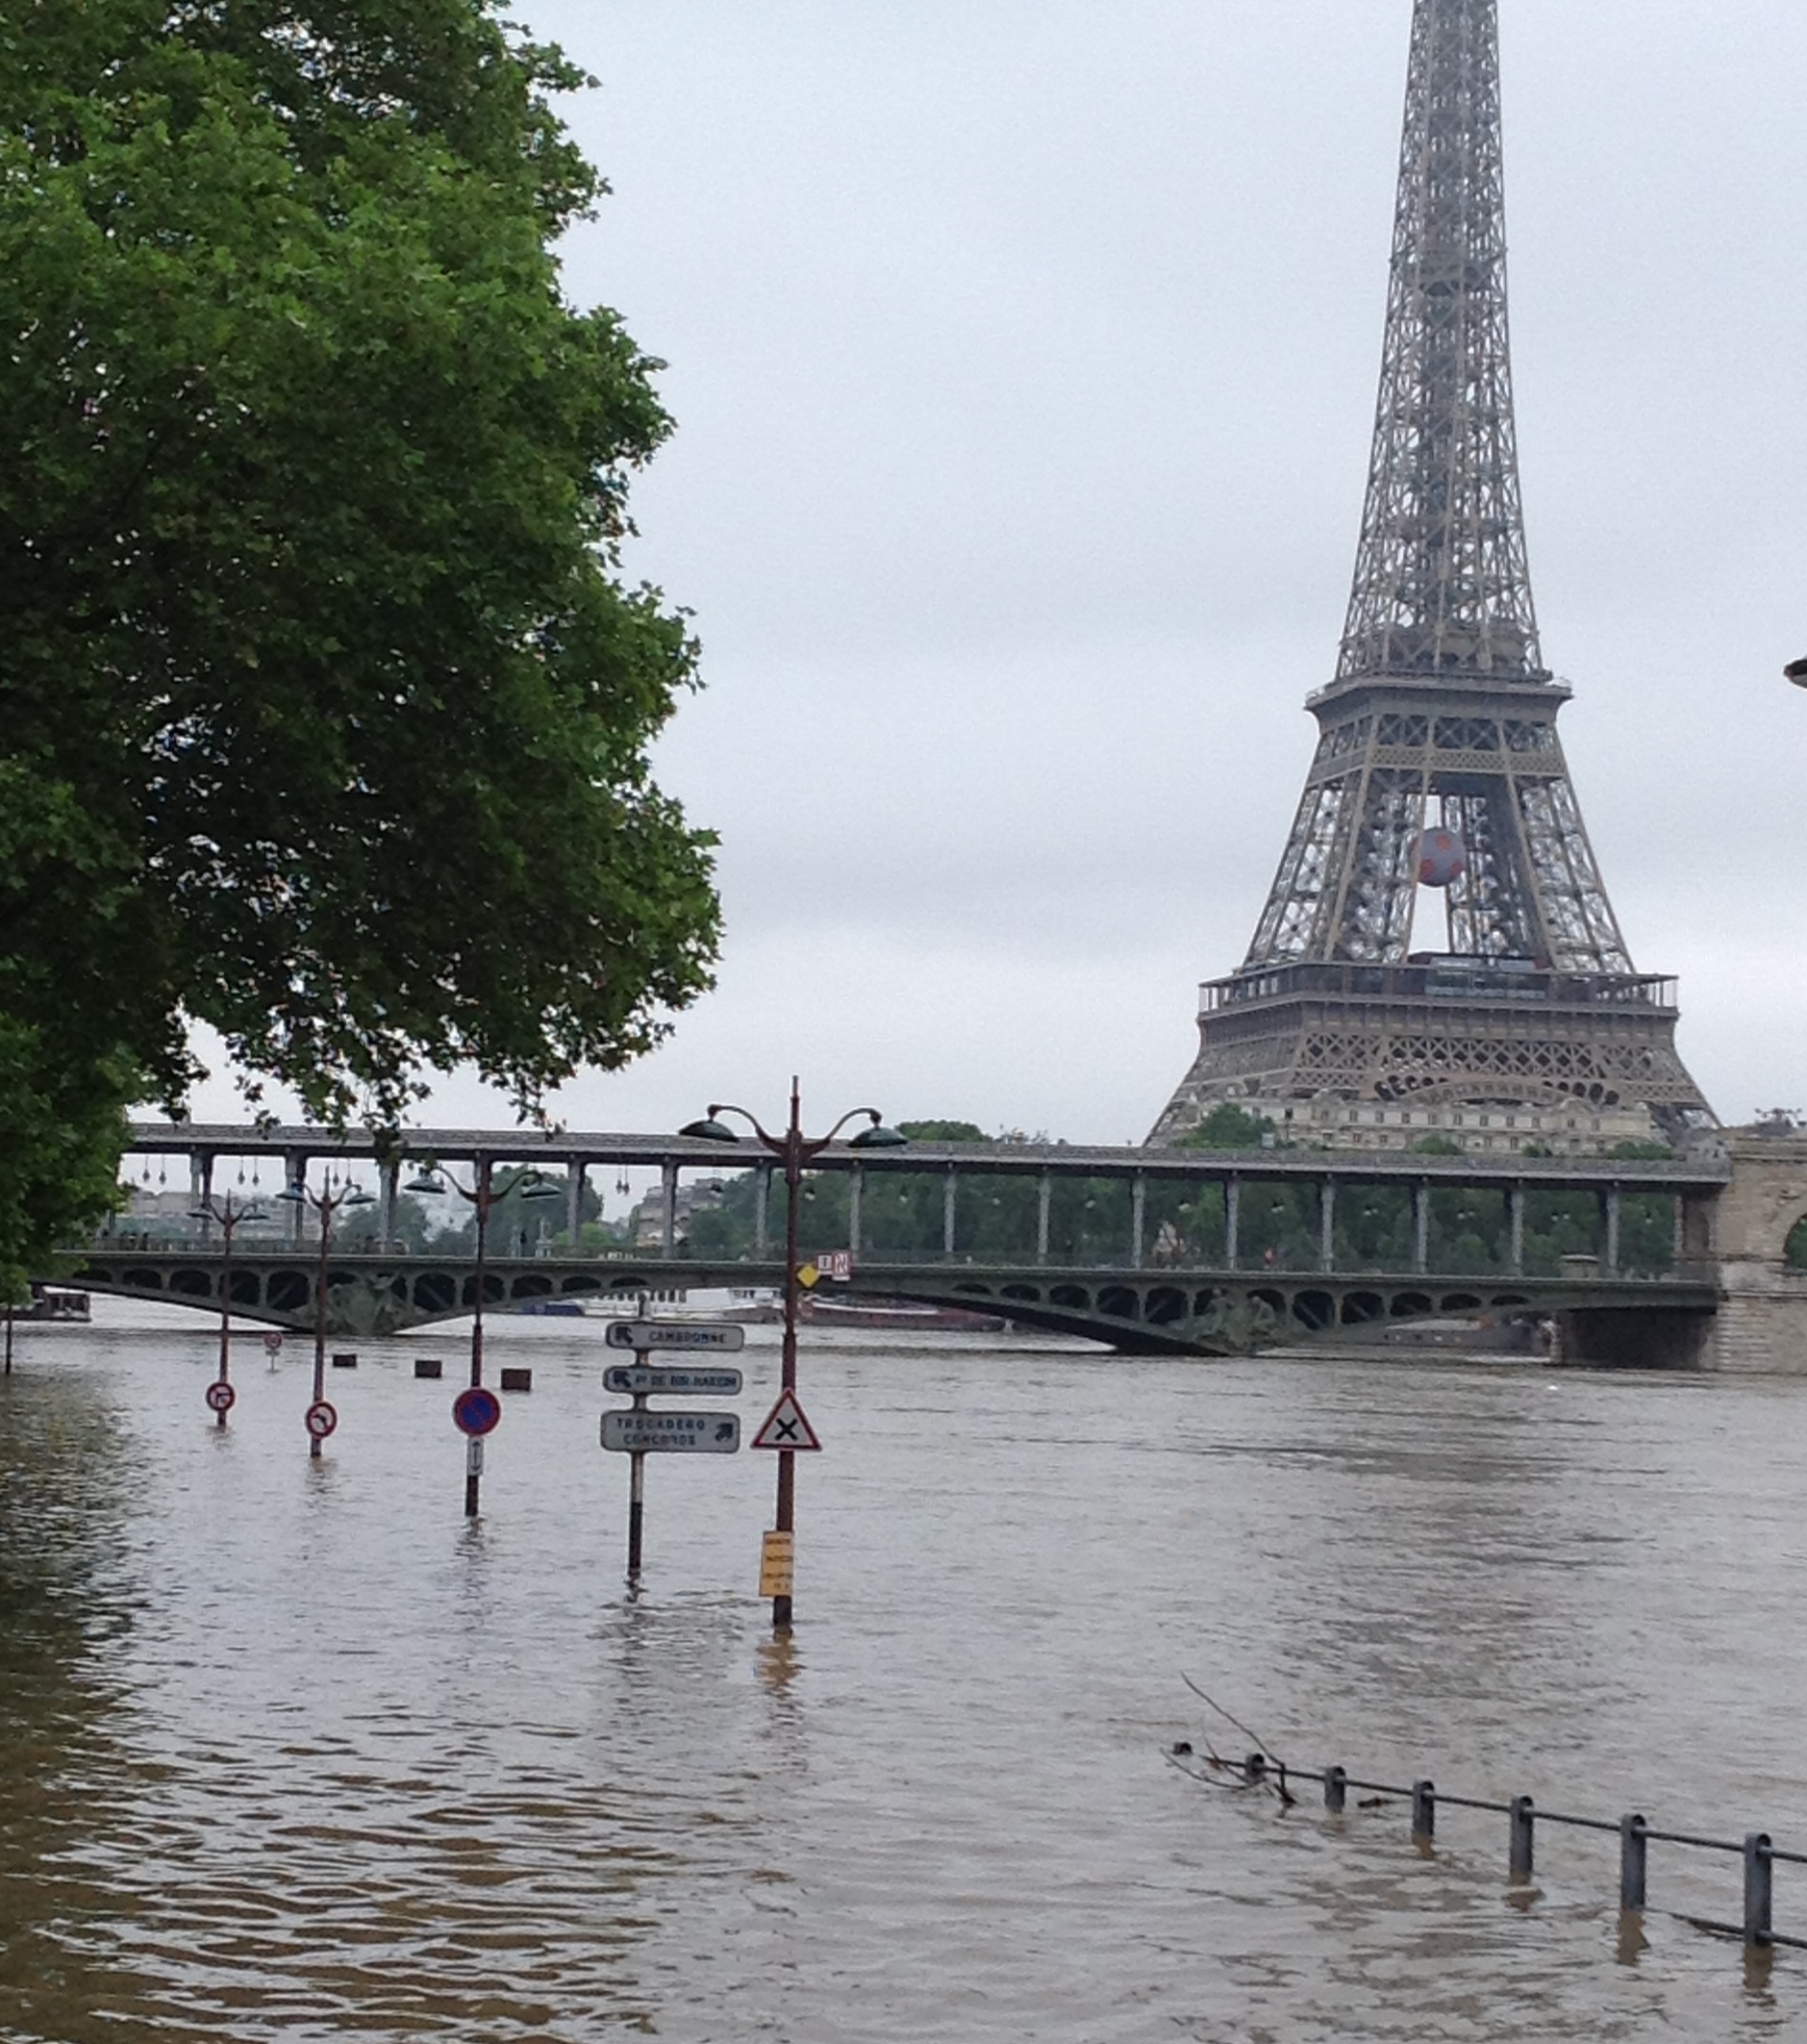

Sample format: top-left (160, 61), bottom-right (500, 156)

top-left (452, 1386), bottom-right (502, 1437)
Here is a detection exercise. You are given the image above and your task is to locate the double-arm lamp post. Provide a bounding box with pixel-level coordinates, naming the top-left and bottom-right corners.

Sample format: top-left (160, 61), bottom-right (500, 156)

top-left (188, 1189), bottom-right (265, 1426)
top-left (681, 1081), bottom-right (905, 1630)
top-left (275, 1171), bottom-right (374, 1457)
top-left (405, 1159), bottom-right (560, 1517)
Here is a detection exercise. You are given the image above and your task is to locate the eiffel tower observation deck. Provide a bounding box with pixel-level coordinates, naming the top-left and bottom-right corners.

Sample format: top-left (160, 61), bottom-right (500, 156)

top-left (1153, 0), bottom-right (1712, 1156)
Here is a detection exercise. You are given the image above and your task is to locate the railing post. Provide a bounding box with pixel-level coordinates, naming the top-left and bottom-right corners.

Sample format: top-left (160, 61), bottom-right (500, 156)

top-left (1131, 1173), bottom-right (1146, 1271)
top-left (1225, 1177), bottom-right (1241, 1271)
top-left (1412, 1779), bottom-right (1436, 1843)
top-left (1603, 1185), bottom-right (1622, 1274)
top-left (754, 1162), bottom-right (771, 1260)
top-left (1412, 1181), bottom-right (1429, 1274)
top-left (1324, 1766), bottom-right (1347, 1814)
top-left (1037, 1171), bottom-right (1052, 1267)
top-left (1744, 1832), bottom-right (1774, 1948)
top-left (942, 1168), bottom-right (958, 1260)
top-left (1509, 1795), bottom-right (1535, 1884)
top-left (661, 1159), bottom-right (679, 1258)
top-left (848, 1164), bottom-right (864, 1263)
top-left (1619, 1813), bottom-right (1647, 1912)
top-left (1318, 1178), bottom-right (1335, 1274)
top-left (565, 1162), bottom-right (584, 1252)
top-left (1509, 1183), bottom-right (1525, 1276)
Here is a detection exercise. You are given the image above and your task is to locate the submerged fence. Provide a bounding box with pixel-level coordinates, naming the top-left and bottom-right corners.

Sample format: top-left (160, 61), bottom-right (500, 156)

top-left (1173, 1748), bottom-right (1807, 1954)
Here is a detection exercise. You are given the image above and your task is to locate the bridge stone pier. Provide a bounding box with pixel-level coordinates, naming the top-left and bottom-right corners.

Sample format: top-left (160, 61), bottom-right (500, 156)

top-left (1557, 1128), bottom-right (1807, 1374)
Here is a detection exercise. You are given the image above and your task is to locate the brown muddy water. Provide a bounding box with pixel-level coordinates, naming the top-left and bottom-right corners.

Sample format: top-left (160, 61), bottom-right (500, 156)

top-left (3, 1308), bottom-right (1807, 2041)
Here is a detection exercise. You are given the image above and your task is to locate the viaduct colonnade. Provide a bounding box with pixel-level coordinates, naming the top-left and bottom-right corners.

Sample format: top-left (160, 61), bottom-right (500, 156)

top-left (83, 1123), bottom-right (1807, 1368)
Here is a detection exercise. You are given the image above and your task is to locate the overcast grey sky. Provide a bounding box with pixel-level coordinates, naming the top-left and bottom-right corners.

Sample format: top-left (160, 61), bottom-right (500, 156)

top-left (193, 2), bottom-right (1807, 1148)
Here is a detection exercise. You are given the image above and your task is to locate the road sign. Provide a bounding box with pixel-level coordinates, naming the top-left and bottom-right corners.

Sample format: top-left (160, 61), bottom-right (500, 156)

top-left (796, 1263), bottom-right (819, 1289)
top-left (204, 1379), bottom-right (237, 1415)
top-left (600, 1409), bottom-right (740, 1453)
top-left (816, 1250), bottom-right (852, 1281)
top-left (452, 1385), bottom-right (502, 1437)
top-left (750, 1390), bottom-right (820, 1451)
top-left (304, 1400), bottom-right (338, 1439)
top-left (603, 1364), bottom-right (743, 1398)
top-left (263, 1331), bottom-right (283, 1354)
top-left (759, 1529), bottom-right (795, 1598)
top-left (604, 1320), bottom-right (746, 1353)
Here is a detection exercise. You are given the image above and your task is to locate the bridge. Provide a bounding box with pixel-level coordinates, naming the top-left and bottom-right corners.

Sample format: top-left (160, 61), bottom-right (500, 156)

top-left (67, 1119), bottom-right (1807, 1366)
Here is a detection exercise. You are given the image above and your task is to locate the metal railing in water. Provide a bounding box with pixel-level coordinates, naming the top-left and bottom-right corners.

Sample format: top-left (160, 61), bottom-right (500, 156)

top-left (1171, 1749), bottom-right (1807, 1954)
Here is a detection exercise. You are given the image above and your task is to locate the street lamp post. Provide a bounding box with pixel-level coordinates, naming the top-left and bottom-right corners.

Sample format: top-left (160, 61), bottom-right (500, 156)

top-left (406, 1159), bottom-right (560, 1516)
top-left (681, 1080), bottom-right (905, 1630)
top-left (188, 1190), bottom-right (265, 1426)
top-left (276, 1171), bottom-right (374, 1457)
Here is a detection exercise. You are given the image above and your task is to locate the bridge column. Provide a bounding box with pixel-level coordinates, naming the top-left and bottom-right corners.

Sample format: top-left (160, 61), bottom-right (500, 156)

top-left (1131, 1173), bottom-right (1146, 1271)
top-left (661, 1160), bottom-right (679, 1258)
top-left (193, 1152), bottom-right (213, 1242)
top-left (1412, 1180), bottom-right (1429, 1274)
top-left (565, 1163), bottom-right (585, 1252)
top-left (1602, 1186), bottom-right (1621, 1274)
top-left (1509, 1184), bottom-right (1525, 1276)
top-left (942, 1169), bottom-right (958, 1260)
top-left (754, 1164), bottom-right (771, 1259)
top-left (848, 1165), bottom-right (864, 1262)
top-left (1225, 1177), bottom-right (1241, 1270)
top-left (380, 1159), bottom-right (399, 1250)
top-left (1318, 1179), bottom-right (1335, 1274)
top-left (285, 1150), bottom-right (308, 1243)
top-left (1037, 1172), bottom-right (1051, 1266)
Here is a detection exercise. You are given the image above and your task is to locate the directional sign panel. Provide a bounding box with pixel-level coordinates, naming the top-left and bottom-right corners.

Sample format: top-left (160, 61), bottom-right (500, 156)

top-left (603, 1364), bottom-right (744, 1398)
top-left (604, 1320), bottom-right (746, 1353)
top-left (750, 1390), bottom-right (820, 1451)
top-left (600, 1409), bottom-right (740, 1454)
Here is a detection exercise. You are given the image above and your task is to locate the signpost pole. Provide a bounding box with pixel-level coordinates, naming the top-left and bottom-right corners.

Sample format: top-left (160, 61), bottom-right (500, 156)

top-left (626, 1295), bottom-right (648, 1591)
top-left (627, 1437), bottom-right (646, 1591)
top-left (311, 1186), bottom-right (331, 1460)
top-left (774, 1080), bottom-right (803, 1632)
top-left (466, 1157), bottom-right (490, 1519)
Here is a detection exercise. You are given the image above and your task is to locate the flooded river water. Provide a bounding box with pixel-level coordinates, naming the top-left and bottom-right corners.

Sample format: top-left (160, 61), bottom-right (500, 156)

top-left (4, 1310), bottom-right (1807, 2041)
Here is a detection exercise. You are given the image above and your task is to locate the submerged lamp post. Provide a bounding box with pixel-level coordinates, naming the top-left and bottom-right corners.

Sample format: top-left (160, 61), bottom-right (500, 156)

top-left (406, 1159), bottom-right (560, 1517)
top-left (680, 1081), bottom-right (906, 1630)
top-left (276, 1171), bottom-right (374, 1457)
top-left (188, 1189), bottom-right (265, 1426)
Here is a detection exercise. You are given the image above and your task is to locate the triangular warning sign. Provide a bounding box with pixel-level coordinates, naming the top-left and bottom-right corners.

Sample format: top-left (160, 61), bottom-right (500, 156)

top-left (751, 1389), bottom-right (821, 1451)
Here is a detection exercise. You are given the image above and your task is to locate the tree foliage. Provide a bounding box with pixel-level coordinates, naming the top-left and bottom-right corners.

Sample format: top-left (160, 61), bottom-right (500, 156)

top-left (0, 0), bottom-right (719, 1288)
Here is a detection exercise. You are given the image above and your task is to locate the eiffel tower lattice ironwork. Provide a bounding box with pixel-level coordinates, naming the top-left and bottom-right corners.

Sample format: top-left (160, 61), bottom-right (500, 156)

top-left (1153, 0), bottom-right (1711, 1149)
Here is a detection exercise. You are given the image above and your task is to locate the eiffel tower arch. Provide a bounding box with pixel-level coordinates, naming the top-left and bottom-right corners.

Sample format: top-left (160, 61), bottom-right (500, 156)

top-left (1153, 0), bottom-right (1712, 1156)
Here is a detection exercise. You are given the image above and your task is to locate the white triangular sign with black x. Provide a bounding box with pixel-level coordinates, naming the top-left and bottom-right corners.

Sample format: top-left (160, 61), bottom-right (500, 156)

top-left (751, 1389), bottom-right (821, 1451)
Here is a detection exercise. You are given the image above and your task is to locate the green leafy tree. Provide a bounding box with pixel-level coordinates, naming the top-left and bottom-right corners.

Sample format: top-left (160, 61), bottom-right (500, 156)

top-left (1176, 1103), bottom-right (1277, 1151)
top-left (1, 0), bottom-right (719, 1293)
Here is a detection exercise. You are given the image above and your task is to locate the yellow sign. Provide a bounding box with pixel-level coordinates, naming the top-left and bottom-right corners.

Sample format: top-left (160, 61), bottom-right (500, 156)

top-left (796, 1262), bottom-right (819, 1290)
top-left (759, 1529), bottom-right (795, 1599)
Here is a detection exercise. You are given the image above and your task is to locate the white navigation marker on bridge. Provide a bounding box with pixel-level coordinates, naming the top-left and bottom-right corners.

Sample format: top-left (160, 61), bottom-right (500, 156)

top-left (604, 1320), bottom-right (746, 1353)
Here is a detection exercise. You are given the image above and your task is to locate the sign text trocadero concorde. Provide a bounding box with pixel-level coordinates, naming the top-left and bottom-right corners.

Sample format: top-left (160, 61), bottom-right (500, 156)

top-left (603, 1321), bottom-right (747, 1353)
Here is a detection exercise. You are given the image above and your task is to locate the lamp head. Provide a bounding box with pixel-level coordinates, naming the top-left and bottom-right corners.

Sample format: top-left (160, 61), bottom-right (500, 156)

top-left (849, 1119), bottom-right (908, 1150)
top-left (275, 1183), bottom-right (308, 1205)
top-left (405, 1170), bottom-right (443, 1195)
top-left (680, 1117), bottom-right (740, 1143)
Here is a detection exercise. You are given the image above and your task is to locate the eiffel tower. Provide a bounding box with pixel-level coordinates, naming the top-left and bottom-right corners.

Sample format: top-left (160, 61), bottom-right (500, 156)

top-left (1153, 0), bottom-right (1711, 1154)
